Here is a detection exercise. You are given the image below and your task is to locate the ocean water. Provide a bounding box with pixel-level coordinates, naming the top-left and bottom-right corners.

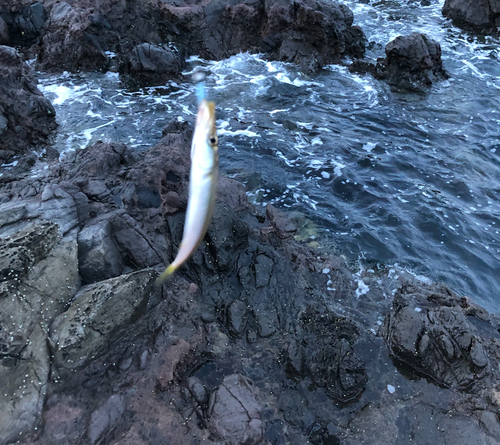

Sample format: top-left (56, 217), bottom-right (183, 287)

top-left (37, 0), bottom-right (500, 312)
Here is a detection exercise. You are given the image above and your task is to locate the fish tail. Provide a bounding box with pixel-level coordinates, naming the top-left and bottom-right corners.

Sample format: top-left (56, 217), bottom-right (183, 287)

top-left (155, 263), bottom-right (177, 285)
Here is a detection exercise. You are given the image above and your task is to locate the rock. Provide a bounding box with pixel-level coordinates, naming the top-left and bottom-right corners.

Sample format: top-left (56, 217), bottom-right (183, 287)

top-left (88, 395), bottom-right (126, 445)
top-left (0, 45), bottom-right (56, 162)
top-left (227, 300), bottom-right (248, 337)
top-left (442, 0), bottom-right (500, 32)
top-left (209, 374), bottom-right (263, 445)
top-left (383, 282), bottom-right (490, 389)
top-left (50, 269), bottom-right (155, 370)
top-left (0, 324), bottom-right (49, 445)
top-left (291, 306), bottom-right (368, 402)
top-left (119, 43), bottom-right (185, 87)
top-left (14, 2), bottom-right (46, 42)
top-left (188, 376), bottom-right (209, 405)
top-left (77, 218), bottom-right (124, 284)
top-left (0, 16), bottom-right (9, 45)
top-left (38, 2), bottom-right (109, 72)
top-left (266, 204), bottom-right (297, 238)
top-left (12, 0), bottom-right (365, 76)
top-left (156, 338), bottom-right (192, 391)
top-left (350, 33), bottom-right (448, 91)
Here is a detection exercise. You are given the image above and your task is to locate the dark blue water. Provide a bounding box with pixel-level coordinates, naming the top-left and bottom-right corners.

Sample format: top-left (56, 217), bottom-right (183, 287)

top-left (37, 0), bottom-right (500, 312)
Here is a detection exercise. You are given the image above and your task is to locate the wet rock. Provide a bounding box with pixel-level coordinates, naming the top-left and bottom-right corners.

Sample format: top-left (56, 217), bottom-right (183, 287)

top-left (296, 307), bottom-right (368, 402)
top-left (88, 395), bottom-right (126, 445)
top-left (350, 33), bottom-right (448, 91)
top-left (266, 204), bottom-right (297, 238)
top-left (120, 43), bottom-right (185, 87)
top-left (50, 269), bottom-right (155, 370)
top-left (0, 45), bottom-right (56, 162)
top-left (383, 282), bottom-right (490, 389)
top-left (209, 374), bottom-right (263, 445)
top-left (442, 0), bottom-right (500, 33)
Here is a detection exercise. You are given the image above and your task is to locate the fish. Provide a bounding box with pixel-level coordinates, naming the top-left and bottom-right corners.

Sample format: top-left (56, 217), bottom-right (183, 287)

top-left (156, 98), bottom-right (218, 283)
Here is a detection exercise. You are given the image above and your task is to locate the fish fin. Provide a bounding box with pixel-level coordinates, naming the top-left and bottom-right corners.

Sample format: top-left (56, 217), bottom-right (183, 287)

top-left (156, 264), bottom-right (177, 285)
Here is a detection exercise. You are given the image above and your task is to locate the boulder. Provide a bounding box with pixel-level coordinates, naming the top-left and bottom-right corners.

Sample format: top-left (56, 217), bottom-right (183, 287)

top-left (442, 0), bottom-right (500, 32)
top-left (50, 269), bottom-right (155, 370)
top-left (0, 45), bottom-right (57, 163)
top-left (119, 43), bottom-right (185, 87)
top-left (350, 33), bottom-right (448, 91)
top-left (383, 282), bottom-right (490, 388)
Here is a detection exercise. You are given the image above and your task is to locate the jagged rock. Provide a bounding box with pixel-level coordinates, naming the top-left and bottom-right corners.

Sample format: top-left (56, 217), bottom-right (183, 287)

top-left (383, 282), bottom-right (490, 389)
top-left (350, 33), bottom-right (448, 91)
top-left (119, 43), bottom-right (185, 87)
top-left (0, 45), bottom-right (56, 162)
top-left (49, 269), bottom-right (155, 370)
top-left (209, 374), bottom-right (263, 445)
top-left (4, 0), bottom-right (365, 76)
top-left (442, 0), bottom-right (500, 33)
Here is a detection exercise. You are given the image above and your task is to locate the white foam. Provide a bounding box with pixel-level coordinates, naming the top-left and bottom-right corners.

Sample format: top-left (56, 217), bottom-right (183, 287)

top-left (362, 142), bottom-right (377, 152)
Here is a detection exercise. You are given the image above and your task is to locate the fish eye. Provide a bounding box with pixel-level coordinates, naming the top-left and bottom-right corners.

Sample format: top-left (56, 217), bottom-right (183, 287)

top-left (210, 136), bottom-right (218, 145)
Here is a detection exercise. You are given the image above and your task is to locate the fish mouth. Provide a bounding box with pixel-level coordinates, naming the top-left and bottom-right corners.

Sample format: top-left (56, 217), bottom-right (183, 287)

top-left (197, 99), bottom-right (216, 132)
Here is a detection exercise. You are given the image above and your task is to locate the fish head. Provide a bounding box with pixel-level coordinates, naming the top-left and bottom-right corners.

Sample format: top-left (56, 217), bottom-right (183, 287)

top-left (192, 99), bottom-right (218, 169)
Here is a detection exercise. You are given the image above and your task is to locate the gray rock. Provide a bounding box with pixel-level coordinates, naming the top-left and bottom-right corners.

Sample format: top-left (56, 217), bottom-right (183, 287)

top-left (228, 300), bottom-right (248, 337)
top-left (209, 374), bottom-right (263, 445)
top-left (88, 395), bottom-right (125, 444)
top-left (120, 43), bottom-right (184, 87)
top-left (188, 376), bottom-right (209, 405)
top-left (78, 218), bottom-right (124, 284)
top-left (50, 269), bottom-right (155, 369)
top-left (0, 324), bottom-right (49, 445)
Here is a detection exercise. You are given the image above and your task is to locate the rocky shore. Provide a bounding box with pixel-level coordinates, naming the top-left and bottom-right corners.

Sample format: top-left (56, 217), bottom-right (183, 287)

top-left (1, 0), bottom-right (500, 444)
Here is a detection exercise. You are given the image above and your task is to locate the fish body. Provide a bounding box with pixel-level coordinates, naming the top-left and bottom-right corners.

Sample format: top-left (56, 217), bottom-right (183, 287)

top-left (157, 99), bottom-right (218, 282)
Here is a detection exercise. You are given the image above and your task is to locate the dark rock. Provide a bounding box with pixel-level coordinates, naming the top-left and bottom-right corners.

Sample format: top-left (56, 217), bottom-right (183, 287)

top-left (442, 0), bottom-right (500, 33)
top-left (383, 282), bottom-right (490, 389)
top-left (38, 2), bottom-right (109, 72)
top-left (78, 217), bottom-right (124, 284)
top-left (119, 43), bottom-right (185, 87)
top-left (14, 1), bottom-right (46, 42)
top-left (0, 45), bottom-right (57, 162)
top-left (350, 33), bottom-right (448, 91)
top-left (0, 16), bottom-right (9, 45)
top-left (10, 0), bottom-right (365, 76)
top-left (294, 307), bottom-right (368, 402)
top-left (209, 374), bottom-right (263, 445)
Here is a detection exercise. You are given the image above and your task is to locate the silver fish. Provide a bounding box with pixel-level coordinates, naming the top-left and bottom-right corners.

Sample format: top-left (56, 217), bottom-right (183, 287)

top-left (157, 99), bottom-right (218, 282)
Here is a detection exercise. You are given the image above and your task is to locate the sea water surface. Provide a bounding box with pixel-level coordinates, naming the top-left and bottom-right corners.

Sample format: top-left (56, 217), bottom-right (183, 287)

top-left (37, 0), bottom-right (500, 312)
